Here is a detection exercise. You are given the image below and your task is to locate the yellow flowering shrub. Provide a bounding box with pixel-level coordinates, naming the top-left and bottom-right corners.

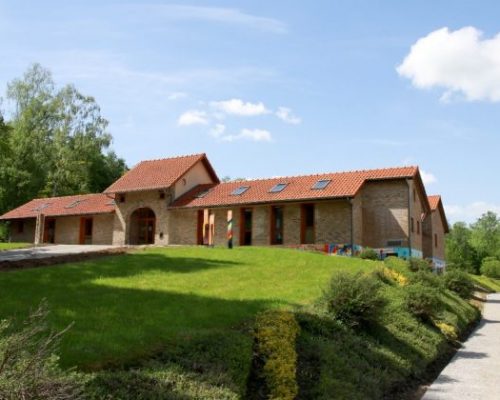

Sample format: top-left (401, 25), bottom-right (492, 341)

top-left (434, 321), bottom-right (458, 341)
top-left (254, 310), bottom-right (300, 400)
top-left (378, 267), bottom-right (409, 286)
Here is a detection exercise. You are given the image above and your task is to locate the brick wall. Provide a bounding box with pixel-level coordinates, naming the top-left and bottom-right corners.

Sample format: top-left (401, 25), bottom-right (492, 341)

top-left (169, 208), bottom-right (198, 245)
top-left (283, 204), bottom-right (301, 245)
top-left (315, 200), bottom-right (351, 244)
top-left (361, 180), bottom-right (409, 248)
top-left (112, 189), bottom-right (172, 245)
top-left (8, 218), bottom-right (36, 243)
top-left (423, 209), bottom-right (446, 261)
top-left (54, 216), bottom-right (80, 243)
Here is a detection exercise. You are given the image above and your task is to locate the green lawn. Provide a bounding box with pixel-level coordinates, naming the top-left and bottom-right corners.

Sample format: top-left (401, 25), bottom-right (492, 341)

top-left (0, 242), bottom-right (31, 251)
top-left (0, 246), bottom-right (372, 370)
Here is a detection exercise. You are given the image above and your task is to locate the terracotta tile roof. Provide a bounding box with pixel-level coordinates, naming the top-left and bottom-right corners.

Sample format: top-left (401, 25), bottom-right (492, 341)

top-left (428, 195), bottom-right (441, 210)
top-left (0, 193), bottom-right (115, 220)
top-left (104, 153), bottom-right (218, 193)
top-left (171, 166), bottom-right (419, 208)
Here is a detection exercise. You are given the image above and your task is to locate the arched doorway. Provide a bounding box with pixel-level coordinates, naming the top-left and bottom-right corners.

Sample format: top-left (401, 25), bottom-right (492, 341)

top-left (130, 208), bottom-right (156, 244)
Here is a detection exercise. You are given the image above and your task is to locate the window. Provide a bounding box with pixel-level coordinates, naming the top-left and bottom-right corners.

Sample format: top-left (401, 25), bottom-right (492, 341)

top-left (312, 179), bottom-right (331, 190)
top-left (231, 186), bottom-right (250, 196)
top-left (271, 206), bottom-right (284, 244)
top-left (411, 217), bottom-right (414, 233)
top-left (413, 189), bottom-right (416, 203)
top-left (119, 194), bottom-right (126, 203)
top-left (301, 204), bottom-right (315, 244)
top-left (65, 199), bottom-right (85, 209)
top-left (17, 220), bottom-right (24, 234)
top-left (269, 183), bottom-right (288, 193)
top-left (240, 208), bottom-right (253, 246)
top-left (159, 191), bottom-right (166, 200)
top-left (434, 234), bottom-right (438, 248)
top-left (417, 221), bottom-right (420, 235)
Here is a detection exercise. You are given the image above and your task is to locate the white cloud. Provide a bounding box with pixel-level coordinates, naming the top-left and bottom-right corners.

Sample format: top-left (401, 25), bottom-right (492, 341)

top-left (397, 26), bottom-right (500, 102)
top-left (221, 128), bottom-right (272, 142)
top-left (275, 106), bottom-right (301, 124)
top-left (446, 202), bottom-right (500, 223)
top-left (168, 92), bottom-right (188, 100)
top-left (420, 169), bottom-right (437, 185)
top-left (209, 123), bottom-right (226, 138)
top-left (177, 110), bottom-right (209, 126)
top-left (135, 4), bottom-right (287, 34)
top-left (210, 98), bottom-right (270, 116)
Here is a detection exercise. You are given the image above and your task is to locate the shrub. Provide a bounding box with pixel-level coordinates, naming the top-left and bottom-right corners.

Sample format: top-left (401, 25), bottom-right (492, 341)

top-left (404, 283), bottom-right (441, 320)
top-left (359, 248), bottom-right (379, 260)
top-left (409, 270), bottom-right (443, 290)
top-left (480, 257), bottom-right (500, 279)
top-left (408, 257), bottom-right (432, 272)
top-left (434, 321), bottom-right (458, 341)
top-left (443, 269), bottom-right (475, 299)
top-left (375, 266), bottom-right (408, 286)
top-left (0, 300), bottom-right (83, 400)
top-left (384, 256), bottom-right (410, 271)
top-left (254, 310), bottom-right (300, 400)
top-left (322, 271), bottom-right (385, 327)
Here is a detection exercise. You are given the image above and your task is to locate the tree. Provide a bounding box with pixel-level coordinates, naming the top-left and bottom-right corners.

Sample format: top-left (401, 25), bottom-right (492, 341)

top-left (470, 211), bottom-right (500, 261)
top-left (446, 222), bottom-right (479, 273)
top-left (1, 63), bottom-right (127, 213)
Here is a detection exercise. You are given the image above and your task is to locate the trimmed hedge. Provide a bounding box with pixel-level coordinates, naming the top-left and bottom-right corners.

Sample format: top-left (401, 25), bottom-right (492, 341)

top-left (254, 310), bottom-right (300, 400)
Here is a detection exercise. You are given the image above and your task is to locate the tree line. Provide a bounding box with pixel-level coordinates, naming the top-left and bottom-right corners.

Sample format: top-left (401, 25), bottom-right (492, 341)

top-left (0, 64), bottom-right (127, 219)
top-left (446, 211), bottom-right (500, 273)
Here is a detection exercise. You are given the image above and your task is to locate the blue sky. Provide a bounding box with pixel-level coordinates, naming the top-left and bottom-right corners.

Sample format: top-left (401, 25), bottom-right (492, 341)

top-left (0, 1), bottom-right (499, 223)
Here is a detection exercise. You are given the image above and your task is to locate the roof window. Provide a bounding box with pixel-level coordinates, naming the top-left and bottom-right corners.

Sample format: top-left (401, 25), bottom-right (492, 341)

top-left (196, 189), bottom-right (211, 198)
top-left (312, 179), bottom-right (331, 190)
top-left (269, 183), bottom-right (288, 193)
top-left (231, 186), bottom-right (250, 196)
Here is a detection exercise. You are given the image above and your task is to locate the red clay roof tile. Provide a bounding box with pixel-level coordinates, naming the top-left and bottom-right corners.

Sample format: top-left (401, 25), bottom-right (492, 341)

top-left (0, 193), bottom-right (115, 220)
top-left (428, 195), bottom-right (441, 210)
top-left (171, 166), bottom-right (419, 208)
top-left (104, 153), bottom-right (215, 193)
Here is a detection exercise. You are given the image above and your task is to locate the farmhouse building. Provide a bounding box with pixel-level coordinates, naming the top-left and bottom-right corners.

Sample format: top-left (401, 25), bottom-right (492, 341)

top-left (0, 153), bottom-right (449, 265)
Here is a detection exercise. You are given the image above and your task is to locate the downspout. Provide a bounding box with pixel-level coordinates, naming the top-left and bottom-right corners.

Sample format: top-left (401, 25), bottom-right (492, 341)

top-left (406, 179), bottom-right (412, 259)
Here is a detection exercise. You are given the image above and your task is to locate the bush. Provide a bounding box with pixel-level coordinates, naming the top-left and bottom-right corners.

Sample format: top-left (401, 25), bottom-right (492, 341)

top-left (0, 300), bottom-right (83, 400)
top-left (409, 270), bottom-right (443, 290)
top-left (322, 271), bottom-right (385, 327)
top-left (375, 266), bottom-right (408, 286)
top-left (443, 269), bottom-right (475, 299)
top-left (359, 248), bottom-right (379, 260)
top-left (404, 283), bottom-right (441, 320)
top-left (408, 257), bottom-right (432, 272)
top-left (384, 256), bottom-right (410, 271)
top-left (254, 310), bottom-right (300, 400)
top-left (480, 257), bottom-right (500, 279)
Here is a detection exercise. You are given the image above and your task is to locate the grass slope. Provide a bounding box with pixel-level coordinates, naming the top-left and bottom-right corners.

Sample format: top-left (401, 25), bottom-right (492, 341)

top-left (0, 247), bottom-right (480, 399)
top-left (0, 242), bottom-right (31, 251)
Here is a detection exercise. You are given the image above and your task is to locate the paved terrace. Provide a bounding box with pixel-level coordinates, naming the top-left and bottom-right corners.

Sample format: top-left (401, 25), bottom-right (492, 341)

top-left (423, 293), bottom-right (500, 400)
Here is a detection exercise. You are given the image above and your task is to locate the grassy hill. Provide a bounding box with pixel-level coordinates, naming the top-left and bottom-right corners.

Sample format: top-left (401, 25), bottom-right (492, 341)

top-left (0, 247), bottom-right (482, 399)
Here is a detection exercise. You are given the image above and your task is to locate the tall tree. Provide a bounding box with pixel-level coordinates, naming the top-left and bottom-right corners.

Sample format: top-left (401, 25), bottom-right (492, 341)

top-left (470, 211), bottom-right (500, 260)
top-left (1, 63), bottom-right (127, 212)
top-left (446, 222), bottom-right (480, 272)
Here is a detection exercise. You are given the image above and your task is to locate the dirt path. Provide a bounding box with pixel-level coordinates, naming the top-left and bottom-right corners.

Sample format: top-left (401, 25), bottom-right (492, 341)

top-left (422, 293), bottom-right (500, 400)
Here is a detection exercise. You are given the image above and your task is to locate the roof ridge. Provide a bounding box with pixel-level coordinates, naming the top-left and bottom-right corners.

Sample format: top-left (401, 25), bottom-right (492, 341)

top-left (137, 153), bottom-right (205, 164)
top-left (216, 165), bottom-right (419, 184)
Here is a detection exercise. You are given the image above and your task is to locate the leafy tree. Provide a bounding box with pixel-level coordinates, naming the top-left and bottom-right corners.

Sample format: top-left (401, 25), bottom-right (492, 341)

top-left (470, 211), bottom-right (500, 261)
top-left (0, 63), bottom-right (127, 214)
top-left (446, 222), bottom-right (479, 273)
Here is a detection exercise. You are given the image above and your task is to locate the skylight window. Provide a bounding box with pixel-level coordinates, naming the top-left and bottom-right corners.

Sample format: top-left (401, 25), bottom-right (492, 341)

top-left (269, 183), bottom-right (288, 193)
top-left (231, 186), bottom-right (250, 196)
top-left (32, 203), bottom-right (51, 212)
top-left (312, 179), bottom-right (331, 190)
top-left (65, 199), bottom-right (86, 209)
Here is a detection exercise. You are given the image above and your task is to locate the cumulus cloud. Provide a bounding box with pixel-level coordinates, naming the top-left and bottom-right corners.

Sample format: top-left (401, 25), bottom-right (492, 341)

top-left (210, 98), bottom-right (270, 116)
top-left (222, 128), bottom-right (272, 142)
top-left (397, 26), bottom-right (500, 102)
top-left (275, 106), bottom-right (301, 124)
top-left (177, 110), bottom-right (209, 126)
top-left (446, 201), bottom-right (500, 223)
top-left (420, 169), bottom-right (437, 185)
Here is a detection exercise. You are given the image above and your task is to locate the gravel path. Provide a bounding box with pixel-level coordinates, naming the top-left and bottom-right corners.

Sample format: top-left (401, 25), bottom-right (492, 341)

top-left (0, 244), bottom-right (120, 261)
top-left (422, 293), bottom-right (500, 400)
